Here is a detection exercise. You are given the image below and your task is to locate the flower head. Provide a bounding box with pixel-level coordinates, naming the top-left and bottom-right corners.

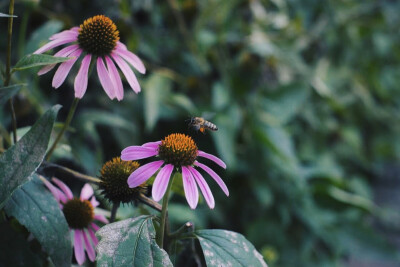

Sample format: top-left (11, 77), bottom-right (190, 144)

top-left (121, 133), bottom-right (229, 209)
top-left (34, 15), bottom-right (146, 100)
top-left (99, 157), bottom-right (147, 204)
top-left (42, 178), bottom-right (109, 265)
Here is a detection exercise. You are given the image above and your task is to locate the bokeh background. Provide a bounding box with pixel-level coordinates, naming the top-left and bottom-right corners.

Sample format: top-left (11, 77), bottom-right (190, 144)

top-left (2, 0), bottom-right (400, 266)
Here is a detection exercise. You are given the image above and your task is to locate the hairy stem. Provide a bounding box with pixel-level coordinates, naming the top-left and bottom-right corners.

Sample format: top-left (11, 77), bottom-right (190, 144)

top-left (46, 98), bottom-right (79, 161)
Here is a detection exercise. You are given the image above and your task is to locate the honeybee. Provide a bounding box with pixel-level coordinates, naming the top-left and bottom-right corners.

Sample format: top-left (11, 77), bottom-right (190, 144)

top-left (187, 117), bottom-right (218, 133)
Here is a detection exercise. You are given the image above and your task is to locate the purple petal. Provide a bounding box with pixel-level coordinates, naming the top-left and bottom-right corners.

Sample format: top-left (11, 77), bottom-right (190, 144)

top-left (188, 166), bottom-right (215, 209)
top-left (90, 222), bottom-right (100, 232)
top-left (42, 178), bottom-right (67, 203)
top-left (182, 166), bottom-right (199, 209)
top-left (115, 45), bottom-right (146, 74)
top-left (111, 53), bottom-right (141, 93)
top-left (152, 164), bottom-right (174, 202)
top-left (142, 141), bottom-right (161, 150)
top-left (116, 41), bottom-right (127, 51)
top-left (94, 214), bottom-right (109, 224)
top-left (197, 150), bottom-right (226, 169)
top-left (80, 183), bottom-right (94, 200)
top-left (105, 56), bottom-right (124, 101)
top-left (52, 49), bottom-right (82, 88)
top-left (38, 44), bottom-right (79, 75)
top-left (49, 29), bottom-right (79, 41)
top-left (121, 146), bottom-right (158, 161)
top-left (52, 178), bottom-right (73, 199)
top-left (82, 230), bottom-right (96, 262)
top-left (127, 160), bottom-right (164, 188)
top-left (90, 196), bottom-right (99, 208)
top-left (74, 230), bottom-right (86, 265)
top-left (194, 161), bottom-right (229, 196)
top-left (74, 54), bottom-right (91, 99)
top-left (88, 227), bottom-right (99, 246)
top-left (34, 36), bottom-right (77, 55)
top-left (96, 57), bottom-right (116, 99)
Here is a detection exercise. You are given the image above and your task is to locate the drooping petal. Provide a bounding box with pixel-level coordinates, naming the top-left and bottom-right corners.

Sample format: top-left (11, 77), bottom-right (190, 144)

top-left (74, 229), bottom-right (86, 265)
top-left (115, 44), bottom-right (146, 74)
top-left (188, 166), bottom-right (215, 209)
top-left (80, 183), bottom-right (94, 200)
top-left (105, 56), bottom-right (124, 100)
top-left (194, 161), bottom-right (229, 196)
top-left (38, 44), bottom-right (79, 75)
top-left (88, 227), bottom-right (98, 246)
top-left (74, 54), bottom-right (92, 99)
top-left (116, 41), bottom-right (127, 51)
top-left (52, 178), bottom-right (73, 200)
top-left (49, 29), bottom-right (79, 41)
top-left (90, 223), bottom-right (100, 232)
top-left (96, 57), bottom-right (115, 100)
top-left (82, 230), bottom-right (96, 262)
top-left (182, 166), bottom-right (199, 209)
top-left (52, 49), bottom-right (82, 88)
top-left (141, 141), bottom-right (161, 150)
top-left (111, 53), bottom-right (141, 93)
top-left (42, 178), bottom-right (67, 203)
top-left (152, 164), bottom-right (174, 201)
top-left (127, 160), bottom-right (164, 188)
top-left (34, 36), bottom-right (77, 55)
top-left (121, 146), bottom-right (158, 161)
top-left (90, 196), bottom-right (99, 208)
top-left (197, 150), bottom-right (226, 169)
top-left (94, 214), bottom-right (109, 224)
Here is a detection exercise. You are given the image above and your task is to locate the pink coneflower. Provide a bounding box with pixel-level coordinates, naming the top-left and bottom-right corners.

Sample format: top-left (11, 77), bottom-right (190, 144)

top-left (121, 133), bottom-right (229, 209)
top-left (34, 15), bottom-right (145, 100)
top-left (42, 178), bottom-right (108, 265)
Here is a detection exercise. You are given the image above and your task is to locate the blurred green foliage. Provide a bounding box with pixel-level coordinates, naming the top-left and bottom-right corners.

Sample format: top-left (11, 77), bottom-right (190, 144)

top-left (2, 0), bottom-right (400, 266)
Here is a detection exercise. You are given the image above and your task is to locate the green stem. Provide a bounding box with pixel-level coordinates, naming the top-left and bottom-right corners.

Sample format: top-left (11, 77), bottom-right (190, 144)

top-left (110, 202), bottom-right (119, 223)
top-left (5, 0), bottom-right (16, 144)
top-left (158, 172), bottom-right (175, 249)
top-left (45, 98), bottom-right (79, 161)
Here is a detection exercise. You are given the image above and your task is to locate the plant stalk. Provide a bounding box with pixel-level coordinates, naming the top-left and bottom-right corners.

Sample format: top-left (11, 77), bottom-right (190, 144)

top-left (110, 202), bottom-right (119, 223)
top-left (158, 172), bottom-right (175, 249)
top-left (46, 97), bottom-right (79, 161)
top-left (5, 0), bottom-right (17, 144)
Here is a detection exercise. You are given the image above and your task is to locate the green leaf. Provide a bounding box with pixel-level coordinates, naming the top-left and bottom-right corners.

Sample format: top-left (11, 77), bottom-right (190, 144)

top-left (0, 12), bottom-right (17, 18)
top-left (96, 216), bottom-right (172, 267)
top-left (0, 105), bottom-right (61, 208)
top-left (26, 20), bottom-right (63, 54)
top-left (12, 54), bottom-right (71, 72)
top-left (4, 176), bottom-right (72, 267)
top-left (194, 229), bottom-right (268, 267)
top-left (0, 84), bottom-right (23, 106)
top-left (143, 73), bottom-right (171, 131)
top-left (0, 221), bottom-right (43, 267)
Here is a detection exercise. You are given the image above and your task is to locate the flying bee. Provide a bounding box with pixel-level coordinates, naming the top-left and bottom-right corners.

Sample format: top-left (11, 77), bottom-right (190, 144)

top-left (187, 117), bottom-right (218, 134)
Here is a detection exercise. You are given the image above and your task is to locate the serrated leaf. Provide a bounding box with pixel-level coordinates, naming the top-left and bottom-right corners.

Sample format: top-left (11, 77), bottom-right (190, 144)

top-left (0, 12), bottom-right (17, 18)
top-left (12, 54), bottom-right (71, 72)
top-left (194, 229), bottom-right (268, 267)
top-left (0, 221), bottom-right (43, 267)
top-left (0, 105), bottom-right (61, 208)
top-left (0, 84), bottom-right (23, 106)
top-left (4, 176), bottom-right (71, 267)
top-left (96, 215), bottom-right (172, 267)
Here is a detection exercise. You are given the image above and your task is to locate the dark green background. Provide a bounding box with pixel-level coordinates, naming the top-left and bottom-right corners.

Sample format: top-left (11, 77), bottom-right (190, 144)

top-left (1, 0), bottom-right (400, 266)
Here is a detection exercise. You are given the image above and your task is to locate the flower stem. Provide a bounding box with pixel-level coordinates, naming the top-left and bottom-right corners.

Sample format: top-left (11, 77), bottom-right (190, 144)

top-left (46, 98), bottom-right (79, 161)
top-left (158, 172), bottom-right (175, 249)
top-left (110, 202), bottom-right (119, 223)
top-left (5, 0), bottom-right (17, 144)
